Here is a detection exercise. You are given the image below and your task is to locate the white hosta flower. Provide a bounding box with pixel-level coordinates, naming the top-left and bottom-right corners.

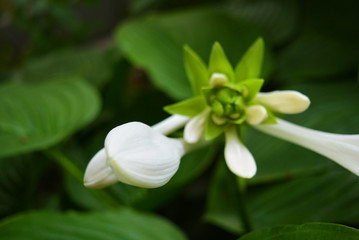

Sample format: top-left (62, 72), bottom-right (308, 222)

top-left (254, 119), bottom-right (359, 176)
top-left (85, 39), bottom-right (359, 190)
top-left (84, 122), bottom-right (187, 188)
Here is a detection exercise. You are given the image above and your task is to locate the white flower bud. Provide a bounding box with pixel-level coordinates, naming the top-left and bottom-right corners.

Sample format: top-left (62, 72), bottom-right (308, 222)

top-left (84, 148), bottom-right (118, 189)
top-left (255, 91), bottom-right (310, 114)
top-left (245, 105), bottom-right (268, 125)
top-left (210, 73), bottom-right (228, 87)
top-left (105, 122), bottom-right (185, 188)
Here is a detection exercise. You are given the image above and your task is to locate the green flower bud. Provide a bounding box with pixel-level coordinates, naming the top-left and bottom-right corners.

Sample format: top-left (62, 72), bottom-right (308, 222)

top-left (229, 113), bottom-right (241, 120)
top-left (217, 88), bottom-right (234, 103)
top-left (212, 99), bottom-right (224, 116)
top-left (212, 114), bottom-right (227, 125)
top-left (224, 104), bottom-right (234, 116)
top-left (234, 97), bottom-right (245, 112)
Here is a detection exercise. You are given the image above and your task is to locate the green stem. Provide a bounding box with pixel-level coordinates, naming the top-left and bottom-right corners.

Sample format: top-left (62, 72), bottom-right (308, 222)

top-left (45, 149), bottom-right (83, 182)
top-left (235, 125), bottom-right (253, 233)
top-left (44, 148), bottom-right (120, 208)
top-left (234, 175), bottom-right (253, 233)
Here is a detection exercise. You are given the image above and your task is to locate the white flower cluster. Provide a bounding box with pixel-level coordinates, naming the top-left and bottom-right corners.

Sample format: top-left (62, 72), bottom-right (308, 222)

top-left (84, 100), bottom-right (359, 188)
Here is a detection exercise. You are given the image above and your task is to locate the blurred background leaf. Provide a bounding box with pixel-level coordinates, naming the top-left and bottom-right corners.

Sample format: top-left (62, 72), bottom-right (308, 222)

top-left (275, 35), bottom-right (358, 82)
top-left (0, 209), bottom-right (187, 240)
top-left (228, 0), bottom-right (300, 46)
top-left (239, 223), bottom-right (359, 240)
top-left (0, 155), bottom-right (54, 218)
top-left (0, 79), bottom-right (100, 158)
top-left (116, 7), bottom-right (274, 100)
top-left (15, 45), bottom-right (120, 88)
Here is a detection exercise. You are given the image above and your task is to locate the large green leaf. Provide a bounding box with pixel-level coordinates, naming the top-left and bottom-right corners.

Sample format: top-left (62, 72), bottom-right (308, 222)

top-left (17, 47), bottom-right (118, 88)
top-left (228, 0), bottom-right (299, 46)
top-left (247, 169), bottom-right (359, 229)
top-left (300, 0), bottom-right (359, 41)
top-left (116, 8), bottom-right (270, 100)
top-left (276, 35), bottom-right (357, 82)
top-left (65, 171), bottom-right (146, 210)
top-left (239, 223), bottom-right (359, 240)
top-left (206, 161), bottom-right (359, 234)
top-left (0, 209), bottom-right (187, 240)
top-left (0, 79), bottom-right (100, 158)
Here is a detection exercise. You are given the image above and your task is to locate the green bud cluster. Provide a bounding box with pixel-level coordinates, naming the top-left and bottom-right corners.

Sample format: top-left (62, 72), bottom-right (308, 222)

top-left (205, 87), bottom-right (246, 124)
top-left (164, 39), bottom-right (268, 140)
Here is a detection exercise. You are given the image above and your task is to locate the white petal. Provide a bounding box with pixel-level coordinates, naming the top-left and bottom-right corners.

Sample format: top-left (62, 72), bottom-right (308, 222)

top-left (224, 126), bottom-right (257, 178)
top-left (152, 114), bottom-right (190, 135)
top-left (184, 109), bottom-right (210, 143)
top-left (84, 148), bottom-right (119, 189)
top-left (255, 91), bottom-right (310, 114)
top-left (246, 105), bottom-right (268, 125)
top-left (254, 118), bottom-right (359, 176)
top-left (105, 122), bottom-right (185, 188)
top-left (210, 73), bottom-right (228, 87)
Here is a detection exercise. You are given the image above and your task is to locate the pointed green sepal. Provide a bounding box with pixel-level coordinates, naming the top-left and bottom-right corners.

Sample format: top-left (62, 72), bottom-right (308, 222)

top-left (184, 46), bottom-right (209, 96)
top-left (239, 78), bottom-right (264, 101)
top-left (164, 96), bottom-right (207, 117)
top-left (224, 82), bottom-right (245, 93)
top-left (235, 38), bottom-right (264, 82)
top-left (209, 42), bottom-right (235, 82)
top-left (205, 114), bottom-right (226, 140)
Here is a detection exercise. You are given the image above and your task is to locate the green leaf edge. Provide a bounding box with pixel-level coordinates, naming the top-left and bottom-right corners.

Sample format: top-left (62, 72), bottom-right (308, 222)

top-left (183, 45), bottom-right (210, 96)
top-left (235, 38), bottom-right (264, 82)
top-left (164, 96), bottom-right (207, 117)
top-left (239, 222), bottom-right (359, 240)
top-left (209, 42), bottom-right (235, 82)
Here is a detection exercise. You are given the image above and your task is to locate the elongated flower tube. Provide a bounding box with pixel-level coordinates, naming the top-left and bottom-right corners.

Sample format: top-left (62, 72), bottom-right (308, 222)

top-left (84, 122), bottom-right (189, 188)
top-left (254, 119), bottom-right (359, 176)
top-left (184, 108), bottom-right (210, 143)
